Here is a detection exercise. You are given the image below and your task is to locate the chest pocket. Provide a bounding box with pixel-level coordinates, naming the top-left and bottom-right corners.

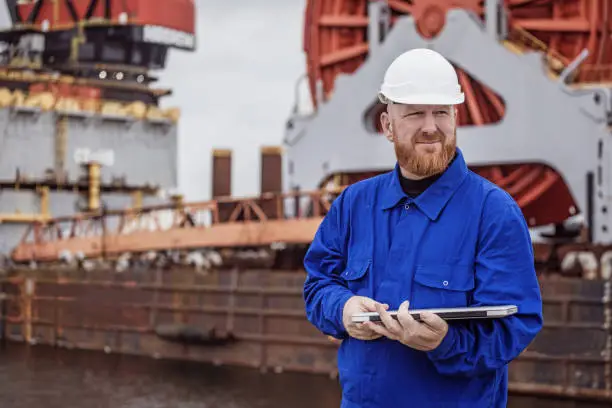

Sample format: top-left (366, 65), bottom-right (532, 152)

top-left (411, 264), bottom-right (474, 309)
top-left (341, 259), bottom-right (372, 297)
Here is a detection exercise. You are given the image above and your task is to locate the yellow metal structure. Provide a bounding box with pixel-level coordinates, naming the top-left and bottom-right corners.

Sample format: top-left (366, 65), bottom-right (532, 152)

top-left (0, 213), bottom-right (50, 223)
top-left (0, 71), bottom-right (180, 123)
top-left (132, 190), bottom-right (143, 210)
top-left (88, 162), bottom-right (101, 211)
top-left (38, 186), bottom-right (50, 216)
top-left (0, 185), bottom-right (52, 223)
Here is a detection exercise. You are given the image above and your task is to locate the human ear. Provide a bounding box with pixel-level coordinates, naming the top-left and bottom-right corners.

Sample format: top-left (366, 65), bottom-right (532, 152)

top-left (380, 112), bottom-right (393, 143)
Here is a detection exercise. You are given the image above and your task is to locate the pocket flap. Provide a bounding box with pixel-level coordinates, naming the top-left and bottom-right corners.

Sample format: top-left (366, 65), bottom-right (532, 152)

top-left (414, 264), bottom-right (474, 291)
top-left (342, 259), bottom-right (371, 281)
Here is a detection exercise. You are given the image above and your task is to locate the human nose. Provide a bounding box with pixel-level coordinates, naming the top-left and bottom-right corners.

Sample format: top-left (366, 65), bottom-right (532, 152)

top-left (422, 112), bottom-right (437, 134)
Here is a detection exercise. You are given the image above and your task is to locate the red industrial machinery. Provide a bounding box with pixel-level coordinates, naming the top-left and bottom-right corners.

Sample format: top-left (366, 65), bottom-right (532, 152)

top-left (10, 0), bottom-right (195, 36)
top-left (0, 0), bottom-right (195, 103)
top-left (302, 0), bottom-right (612, 228)
top-left (304, 0), bottom-right (612, 107)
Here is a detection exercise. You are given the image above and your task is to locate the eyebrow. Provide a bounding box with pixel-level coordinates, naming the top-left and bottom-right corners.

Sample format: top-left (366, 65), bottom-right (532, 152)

top-left (404, 106), bottom-right (450, 112)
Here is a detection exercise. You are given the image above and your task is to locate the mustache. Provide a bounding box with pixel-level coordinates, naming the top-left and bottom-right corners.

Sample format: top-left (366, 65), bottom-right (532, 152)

top-left (413, 131), bottom-right (445, 144)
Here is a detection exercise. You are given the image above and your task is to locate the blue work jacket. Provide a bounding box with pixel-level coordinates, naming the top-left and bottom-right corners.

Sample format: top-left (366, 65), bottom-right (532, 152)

top-left (303, 148), bottom-right (543, 408)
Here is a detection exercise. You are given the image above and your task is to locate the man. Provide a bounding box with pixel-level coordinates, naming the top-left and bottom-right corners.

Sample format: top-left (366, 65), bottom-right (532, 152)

top-left (302, 48), bottom-right (543, 407)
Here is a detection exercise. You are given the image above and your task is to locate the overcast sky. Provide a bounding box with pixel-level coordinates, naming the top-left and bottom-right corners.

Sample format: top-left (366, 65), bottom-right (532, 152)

top-left (157, 0), bottom-right (308, 201)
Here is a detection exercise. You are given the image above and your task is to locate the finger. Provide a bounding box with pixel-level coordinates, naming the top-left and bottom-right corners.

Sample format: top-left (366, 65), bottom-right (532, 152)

top-left (405, 341), bottom-right (431, 351)
top-left (364, 321), bottom-right (399, 340)
top-left (362, 298), bottom-right (389, 312)
top-left (362, 332), bottom-right (383, 340)
top-left (419, 311), bottom-right (448, 333)
top-left (352, 324), bottom-right (377, 336)
top-left (352, 323), bottom-right (383, 339)
top-left (396, 300), bottom-right (420, 333)
top-left (348, 325), bottom-right (370, 337)
top-left (350, 329), bottom-right (381, 341)
top-left (326, 336), bottom-right (342, 345)
top-left (393, 324), bottom-right (434, 350)
top-left (376, 303), bottom-right (402, 335)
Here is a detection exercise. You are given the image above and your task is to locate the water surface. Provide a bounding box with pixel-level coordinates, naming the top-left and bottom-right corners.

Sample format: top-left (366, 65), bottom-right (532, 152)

top-left (0, 344), bottom-right (341, 408)
top-left (0, 343), bottom-right (607, 408)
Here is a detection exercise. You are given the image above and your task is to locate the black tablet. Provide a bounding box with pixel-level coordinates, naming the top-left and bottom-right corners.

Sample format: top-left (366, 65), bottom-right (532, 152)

top-left (351, 305), bottom-right (518, 323)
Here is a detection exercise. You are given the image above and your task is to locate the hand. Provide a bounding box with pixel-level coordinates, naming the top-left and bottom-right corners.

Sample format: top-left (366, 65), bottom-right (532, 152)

top-left (326, 335), bottom-right (342, 345)
top-left (364, 300), bottom-right (448, 351)
top-left (342, 295), bottom-right (389, 341)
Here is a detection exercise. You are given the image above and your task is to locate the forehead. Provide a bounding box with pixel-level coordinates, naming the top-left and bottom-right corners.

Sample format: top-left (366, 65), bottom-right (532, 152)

top-left (393, 104), bottom-right (452, 112)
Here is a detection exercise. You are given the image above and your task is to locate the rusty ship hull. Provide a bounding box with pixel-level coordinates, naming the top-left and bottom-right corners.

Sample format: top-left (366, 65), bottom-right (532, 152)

top-left (1, 261), bottom-right (611, 406)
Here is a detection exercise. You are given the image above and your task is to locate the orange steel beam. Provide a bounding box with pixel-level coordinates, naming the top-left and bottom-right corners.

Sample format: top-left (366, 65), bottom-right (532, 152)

top-left (512, 19), bottom-right (591, 33)
top-left (12, 218), bottom-right (324, 262)
top-left (10, 189), bottom-right (343, 263)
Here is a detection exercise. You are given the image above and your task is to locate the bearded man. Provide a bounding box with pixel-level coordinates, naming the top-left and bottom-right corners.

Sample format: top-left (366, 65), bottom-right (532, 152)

top-left (302, 48), bottom-right (543, 408)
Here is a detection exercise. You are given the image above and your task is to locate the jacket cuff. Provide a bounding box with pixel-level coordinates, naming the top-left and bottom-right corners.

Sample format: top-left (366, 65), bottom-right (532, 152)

top-left (332, 290), bottom-right (355, 337)
top-left (427, 324), bottom-right (457, 360)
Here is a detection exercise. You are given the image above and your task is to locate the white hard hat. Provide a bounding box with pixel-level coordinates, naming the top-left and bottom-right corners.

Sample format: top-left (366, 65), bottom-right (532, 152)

top-left (378, 48), bottom-right (464, 105)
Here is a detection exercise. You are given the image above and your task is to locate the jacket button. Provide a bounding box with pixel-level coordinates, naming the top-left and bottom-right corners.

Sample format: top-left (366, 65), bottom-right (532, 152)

top-left (442, 280), bottom-right (449, 286)
top-left (404, 203), bottom-right (410, 210)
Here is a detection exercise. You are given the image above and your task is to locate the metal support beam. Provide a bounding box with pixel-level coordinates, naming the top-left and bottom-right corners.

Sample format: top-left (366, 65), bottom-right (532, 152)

top-left (104, 0), bottom-right (111, 20)
top-left (26, 0), bottom-right (44, 24)
top-left (87, 162), bottom-right (101, 211)
top-left (368, 1), bottom-right (391, 56)
top-left (10, 218), bottom-right (324, 262)
top-left (0, 213), bottom-right (50, 224)
top-left (64, 0), bottom-right (79, 22)
top-left (559, 49), bottom-right (590, 84)
top-left (7, 0), bottom-right (21, 24)
top-left (85, 0), bottom-right (100, 20)
top-left (485, 0), bottom-right (500, 39)
top-left (38, 186), bottom-right (49, 217)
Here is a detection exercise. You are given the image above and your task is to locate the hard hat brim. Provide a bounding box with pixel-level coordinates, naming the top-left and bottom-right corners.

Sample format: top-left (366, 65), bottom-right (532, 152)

top-left (378, 91), bottom-right (465, 105)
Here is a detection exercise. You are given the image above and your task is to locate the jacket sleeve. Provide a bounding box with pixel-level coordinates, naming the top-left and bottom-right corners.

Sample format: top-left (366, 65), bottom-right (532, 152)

top-left (426, 189), bottom-right (544, 376)
top-left (303, 190), bottom-right (355, 340)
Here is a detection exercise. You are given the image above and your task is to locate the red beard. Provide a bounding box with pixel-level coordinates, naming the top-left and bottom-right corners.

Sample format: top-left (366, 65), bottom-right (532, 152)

top-left (394, 130), bottom-right (456, 177)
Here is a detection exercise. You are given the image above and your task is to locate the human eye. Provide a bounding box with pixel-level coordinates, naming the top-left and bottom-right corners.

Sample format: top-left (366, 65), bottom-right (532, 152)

top-left (404, 111), bottom-right (423, 118)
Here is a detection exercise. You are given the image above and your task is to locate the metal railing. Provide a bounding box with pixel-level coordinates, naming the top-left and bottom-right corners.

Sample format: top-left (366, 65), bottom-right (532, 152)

top-left (10, 187), bottom-right (344, 262)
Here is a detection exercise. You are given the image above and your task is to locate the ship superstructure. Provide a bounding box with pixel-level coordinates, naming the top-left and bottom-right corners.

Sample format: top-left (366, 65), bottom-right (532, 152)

top-left (0, 0), bottom-right (194, 254)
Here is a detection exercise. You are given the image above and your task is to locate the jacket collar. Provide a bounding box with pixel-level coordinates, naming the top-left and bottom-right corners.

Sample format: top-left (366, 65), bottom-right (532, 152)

top-left (379, 148), bottom-right (469, 220)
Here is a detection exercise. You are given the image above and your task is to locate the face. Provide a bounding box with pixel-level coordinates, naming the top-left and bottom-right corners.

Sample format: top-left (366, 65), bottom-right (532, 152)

top-left (380, 104), bottom-right (457, 178)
